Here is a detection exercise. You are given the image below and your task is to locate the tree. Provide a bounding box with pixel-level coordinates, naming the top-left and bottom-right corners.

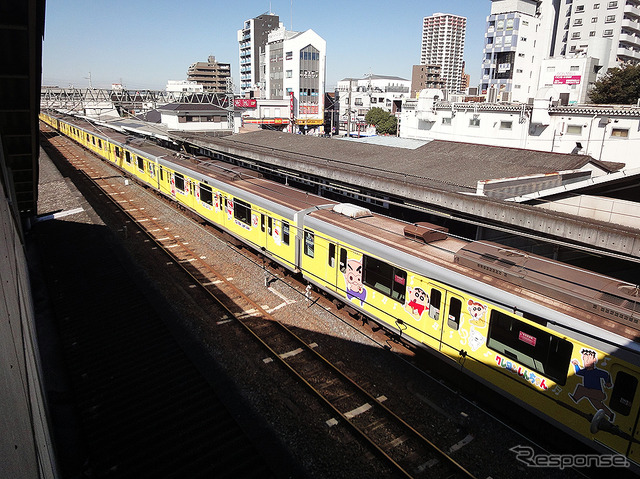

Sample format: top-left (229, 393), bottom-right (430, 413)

top-left (589, 63), bottom-right (640, 105)
top-left (365, 107), bottom-right (397, 135)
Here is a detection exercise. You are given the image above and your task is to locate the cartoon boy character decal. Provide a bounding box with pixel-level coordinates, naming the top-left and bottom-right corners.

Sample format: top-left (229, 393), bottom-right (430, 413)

top-left (467, 300), bottom-right (488, 328)
top-left (344, 259), bottom-right (366, 305)
top-left (570, 348), bottom-right (614, 419)
top-left (404, 286), bottom-right (429, 320)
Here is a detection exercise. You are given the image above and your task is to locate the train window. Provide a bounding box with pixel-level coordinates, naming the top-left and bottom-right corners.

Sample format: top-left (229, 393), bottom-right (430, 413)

top-left (148, 163), bottom-right (155, 178)
top-left (268, 217), bottom-right (273, 235)
top-left (125, 151), bottom-right (131, 164)
top-left (282, 221), bottom-right (290, 245)
top-left (304, 230), bottom-right (314, 257)
top-left (92, 137), bottom-right (95, 145)
top-left (447, 297), bottom-right (462, 330)
top-left (174, 173), bottom-right (185, 193)
top-left (610, 371), bottom-right (637, 416)
top-left (339, 248), bottom-right (348, 273)
top-left (98, 139), bottom-right (102, 148)
top-left (200, 184), bottom-right (213, 206)
top-left (234, 198), bottom-right (252, 226)
top-left (115, 146), bottom-right (120, 157)
top-left (487, 310), bottom-right (573, 385)
top-left (261, 214), bottom-right (266, 232)
top-left (523, 311), bottom-right (547, 327)
top-left (159, 167), bottom-right (164, 181)
top-left (430, 288), bottom-right (442, 320)
top-left (328, 243), bottom-right (336, 268)
top-left (362, 255), bottom-right (406, 303)
top-left (137, 157), bottom-right (145, 173)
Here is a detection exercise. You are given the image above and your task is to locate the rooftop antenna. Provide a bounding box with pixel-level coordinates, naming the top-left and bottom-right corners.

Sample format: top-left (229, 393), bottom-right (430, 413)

top-left (85, 71), bottom-right (93, 89)
top-left (290, 0), bottom-right (293, 30)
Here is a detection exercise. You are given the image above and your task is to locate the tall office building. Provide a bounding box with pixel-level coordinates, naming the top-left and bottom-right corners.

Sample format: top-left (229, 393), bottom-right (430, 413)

top-left (186, 56), bottom-right (231, 93)
top-left (420, 13), bottom-right (466, 94)
top-left (237, 12), bottom-right (282, 95)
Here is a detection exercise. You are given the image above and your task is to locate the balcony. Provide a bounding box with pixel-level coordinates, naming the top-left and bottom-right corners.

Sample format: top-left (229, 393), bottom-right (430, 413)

top-left (625, 2), bottom-right (640, 19)
top-left (617, 45), bottom-right (640, 60)
top-left (619, 32), bottom-right (640, 45)
top-left (622, 17), bottom-right (640, 33)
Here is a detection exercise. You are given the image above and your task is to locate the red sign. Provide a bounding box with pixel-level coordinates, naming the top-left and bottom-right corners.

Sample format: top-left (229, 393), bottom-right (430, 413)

top-left (553, 75), bottom-right (581, 85)
top-left (518, 331), bottom-right (537, 347)
top-left (234, 98), bottom-right (257, 108)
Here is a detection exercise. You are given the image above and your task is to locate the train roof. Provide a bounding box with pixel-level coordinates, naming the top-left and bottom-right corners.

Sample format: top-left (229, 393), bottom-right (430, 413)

top-left (309, 205), bottom-right (640, 343)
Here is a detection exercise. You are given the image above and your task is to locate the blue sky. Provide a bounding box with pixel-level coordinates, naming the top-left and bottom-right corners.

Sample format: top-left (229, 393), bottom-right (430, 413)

top-left (42, 0), bottom-right (491, 91)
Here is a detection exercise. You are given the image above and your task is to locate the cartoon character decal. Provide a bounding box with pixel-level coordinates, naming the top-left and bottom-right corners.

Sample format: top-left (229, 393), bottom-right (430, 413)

top-left (404, 286), bottom-right (429, 320)
top-left (344, 259), bottom-right (366, 305)
top-left (570, 348), bottom-right (614, 419)
top-left (467, 299), bottom-right (488, 328)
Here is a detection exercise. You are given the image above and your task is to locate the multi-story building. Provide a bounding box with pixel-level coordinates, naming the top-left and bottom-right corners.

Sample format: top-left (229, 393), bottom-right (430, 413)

top-left (186, 56), bottom-right (231, 93)
top-left (411, 64), bottom-right (445, 98)
top-left (553, 0), bottom-right (640, 67)
top-left (420, 13), bottom-right (466, 95)
top-left (336, 74), bottom-right (411, 136)
top-left (237, 12), bottom-right (282, 95)
top-left (480, 0), bottom-right (560, 103)
top-left (261, 26), bottom-right (326, 133)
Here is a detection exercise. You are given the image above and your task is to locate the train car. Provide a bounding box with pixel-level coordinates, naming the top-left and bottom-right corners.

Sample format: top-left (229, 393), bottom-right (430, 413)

top-left (40, 111), bottom-right (640, 469)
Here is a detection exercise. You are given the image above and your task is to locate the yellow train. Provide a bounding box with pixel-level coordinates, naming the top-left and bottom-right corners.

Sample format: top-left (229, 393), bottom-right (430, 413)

top-left (40, 111), bottom-right (640, 471)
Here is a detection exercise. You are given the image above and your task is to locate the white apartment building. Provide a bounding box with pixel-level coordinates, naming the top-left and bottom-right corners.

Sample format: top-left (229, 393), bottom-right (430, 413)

top-left (336, 74), bottom-right (411, 136)
top-left (262, 27), bottom-right (326, 133)
top-left (554, 0), bottom-right (640, 67)
top-left (400, 88), bottom-right (640, 169)
top-left (237, 12), bottom-right (282, 95)
top-left (420, 13), bottom-right (466, 94)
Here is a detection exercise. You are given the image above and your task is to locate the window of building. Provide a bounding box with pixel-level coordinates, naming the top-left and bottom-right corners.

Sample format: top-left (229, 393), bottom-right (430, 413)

top-left (567, 124), bottom-right (583, 135)
top-left (604, 29), bottom-right (614, 36)
top-left (612, 128), bottom-right (629, 138)
top-left (506, 18), bottom-right (514, 30)
top-left (487, 310), bottom-right (573, 385)
top-left (286, 70), bottom-right (292, 78)
top-left (497, 19), bottom-right (504, 31)
top-left (522, 20), bottom-right (529, 26)
top-left (594, 3), bottom-right (600, 8)
top-left (608, 1), bottom-right (618, 8)
top-left (592, 17), bottom-right (598, 23)
top-left (606, 14), bottom-right (616, 22)
top-left (469, 117), bottom-right (480, 127)
top-left (547, 66), bottom-right (556, 72)
top-left (572, 32), bottom-right (581, 39)
top-left (504, 36), bottom-right (512, 45)
top-left (590, 31), bottom-right (596, 36)
top-left (442, 117), bottom-right (452, 125)
top-left (285, 51), bottom-right (292, 60)
top-left (362, 255), bottom-right (406, 303)
top-left (574, 18), bottom-right (583, 26)
top-left (500, 121), bottom-right (513, 130)
top-left (304, 230), bottom-right (314, 257)
top-left (576, 5), bottom-right (585, 12)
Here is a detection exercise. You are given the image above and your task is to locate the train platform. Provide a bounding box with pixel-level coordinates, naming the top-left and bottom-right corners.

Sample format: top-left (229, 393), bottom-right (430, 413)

top-left (27, 143), bottom-right (301, 478)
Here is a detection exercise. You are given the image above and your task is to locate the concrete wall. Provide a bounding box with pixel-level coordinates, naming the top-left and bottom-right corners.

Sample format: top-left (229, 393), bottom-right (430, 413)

top-left (0, 179), bottom-right (57, 478)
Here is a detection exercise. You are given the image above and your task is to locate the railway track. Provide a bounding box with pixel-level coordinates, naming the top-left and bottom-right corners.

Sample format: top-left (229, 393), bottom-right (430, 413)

top-left (41, 125), bottom-right (478, 478)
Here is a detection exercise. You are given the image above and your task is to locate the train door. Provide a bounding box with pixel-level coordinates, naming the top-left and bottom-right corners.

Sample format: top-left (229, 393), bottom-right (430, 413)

top-left (439, 290), bottom-right (466, 360)
top-left (598, 363), bottom-right (640, 463)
